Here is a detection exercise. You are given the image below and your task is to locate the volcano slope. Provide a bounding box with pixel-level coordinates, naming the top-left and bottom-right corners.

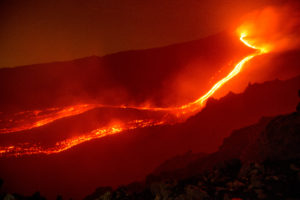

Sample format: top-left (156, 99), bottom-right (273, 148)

top-left (83, 93), bottom-right (300, 200)
top-left (0, 76), bottom-right (299, 199)
top-left (0, 30), bottom-right (300, 199)
top-left (0, 32), bottom-right (251, 112)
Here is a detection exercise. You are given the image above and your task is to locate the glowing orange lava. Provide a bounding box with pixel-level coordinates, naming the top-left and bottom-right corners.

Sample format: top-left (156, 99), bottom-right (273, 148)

top-left (179, 32), bottom-right (268, 111)
top-left (0, 104), bottom-right (97, 134)
top-left (0, 31), bottom-right (268, 157)
top-left (0, 119), bottom-right (165, 157)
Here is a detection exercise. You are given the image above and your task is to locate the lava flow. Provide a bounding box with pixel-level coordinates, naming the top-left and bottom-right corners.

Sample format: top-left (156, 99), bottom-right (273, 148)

top-left (0, 31), bottom-right (268, 157)
top-left (179, 31), bottom-right (268, 111)
top-left (0, 104), bottom-right (97, 134)
top-left (0, 119), bottom-right (165, 157)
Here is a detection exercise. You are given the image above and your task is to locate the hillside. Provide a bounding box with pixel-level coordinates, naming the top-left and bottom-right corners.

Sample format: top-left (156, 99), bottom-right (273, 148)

top-left (0, 76), bottom-right (299, 199)
top-left (84, 93), bottom-right (300, 200)
top-left (0, 32), bottom-right (250, 112)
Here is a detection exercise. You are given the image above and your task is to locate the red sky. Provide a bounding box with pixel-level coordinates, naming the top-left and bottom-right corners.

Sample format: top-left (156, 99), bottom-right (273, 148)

top-left (0, 0), bottom-right (284, 68)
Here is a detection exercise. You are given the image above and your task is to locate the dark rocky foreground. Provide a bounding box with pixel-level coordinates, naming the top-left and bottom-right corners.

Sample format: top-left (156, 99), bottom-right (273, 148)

top-left (83, 93), bottom-right (300, 200)
top-left (1, 159), bottom-right (300, 200)
top-left (1, 94), bottom-right (300, 200)
top-left (84, 159), bottom-right (300, 200)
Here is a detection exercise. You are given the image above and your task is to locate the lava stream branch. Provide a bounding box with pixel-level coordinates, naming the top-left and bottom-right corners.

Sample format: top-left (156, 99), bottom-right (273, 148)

top-left (0, 119), bottom-right (165, 157)
top-left (0, 104), bottom-right (98, 134)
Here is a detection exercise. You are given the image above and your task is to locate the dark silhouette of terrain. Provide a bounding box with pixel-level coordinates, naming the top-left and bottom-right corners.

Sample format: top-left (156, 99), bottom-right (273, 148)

top-left (152, 151), bottom-right (208, 176)
top-left (0, 76), bottom-right (299, 199)
top-left (83, 92), bottom-right (300, 200)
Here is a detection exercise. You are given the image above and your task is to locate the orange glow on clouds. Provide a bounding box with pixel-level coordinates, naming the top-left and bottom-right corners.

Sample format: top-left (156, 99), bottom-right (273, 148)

top-left (237, 5), bottom-right (300, 53)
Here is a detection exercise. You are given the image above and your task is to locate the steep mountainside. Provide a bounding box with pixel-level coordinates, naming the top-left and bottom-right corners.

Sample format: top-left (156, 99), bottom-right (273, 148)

top-left (83, 94), bottom-right (300, 200)
top-left (0, 32), bottom-right (250, 112)
top-left (0, 76), bottom-right (299, 199)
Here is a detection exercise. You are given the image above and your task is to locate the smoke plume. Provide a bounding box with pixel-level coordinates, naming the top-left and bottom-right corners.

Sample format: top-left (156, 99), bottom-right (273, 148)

top-left (237, 3), bottom-right (300, 52)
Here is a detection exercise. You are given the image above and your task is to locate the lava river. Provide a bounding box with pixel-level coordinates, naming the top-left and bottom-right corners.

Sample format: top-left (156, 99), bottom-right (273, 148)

top-left (0, 31), bottom-right (268, 157)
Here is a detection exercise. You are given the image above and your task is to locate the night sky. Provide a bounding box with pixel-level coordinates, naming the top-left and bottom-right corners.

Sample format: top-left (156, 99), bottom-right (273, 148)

top-left (0, 0), bottom-right (283, 68)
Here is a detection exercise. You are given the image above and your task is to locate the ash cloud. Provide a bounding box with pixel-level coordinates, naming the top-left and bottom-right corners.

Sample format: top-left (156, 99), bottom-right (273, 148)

top-left (237, 3), bottom-right (300, 52)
